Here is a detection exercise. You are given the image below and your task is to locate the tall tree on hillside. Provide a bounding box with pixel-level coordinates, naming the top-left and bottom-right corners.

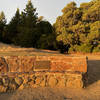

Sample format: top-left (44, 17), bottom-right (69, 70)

top-left (3, 8), bottom-right (21, 43)
top-left (17, 0), bottom-right (38, 47)
top-left (0, 11), bottom-right (6, 41)
top-left (24, 0), bottom-right (38, 27)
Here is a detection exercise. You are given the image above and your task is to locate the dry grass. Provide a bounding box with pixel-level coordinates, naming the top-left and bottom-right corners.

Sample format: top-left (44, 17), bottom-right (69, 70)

top-left (0, 42), bottom-right (61, 56)
top-left (9, 88), bottom-right (68, 100)
top-left (0, 85), bottom-right (100, 100)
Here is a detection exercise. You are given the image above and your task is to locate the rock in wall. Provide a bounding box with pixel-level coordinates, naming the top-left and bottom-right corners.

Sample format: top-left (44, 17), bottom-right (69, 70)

top-left (0, 72), bottom-right (84, 92)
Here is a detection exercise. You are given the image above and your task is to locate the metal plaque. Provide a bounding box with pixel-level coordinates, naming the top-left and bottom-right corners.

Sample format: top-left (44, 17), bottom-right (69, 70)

top-left (34, 61), bottom-right (50, 71)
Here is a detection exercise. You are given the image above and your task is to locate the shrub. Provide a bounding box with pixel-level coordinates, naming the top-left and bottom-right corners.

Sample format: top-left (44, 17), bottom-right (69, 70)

top-left (68, 45), bottom-right (78, 53)
top-left (76, 44), bottom-right (93, 53)
top-left (93, 46), bottom-right (100, 53)
top-left (68, 44), bottom-right (93, 53)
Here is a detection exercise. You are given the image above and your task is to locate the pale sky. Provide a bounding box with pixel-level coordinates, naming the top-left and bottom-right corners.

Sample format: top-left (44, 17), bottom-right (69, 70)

top-left (0, 0), bottom-right (91, 24)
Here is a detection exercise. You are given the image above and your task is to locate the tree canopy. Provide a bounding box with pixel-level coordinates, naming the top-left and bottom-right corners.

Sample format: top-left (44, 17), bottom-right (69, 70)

top-left (54, 0), bottom-right (100, 53)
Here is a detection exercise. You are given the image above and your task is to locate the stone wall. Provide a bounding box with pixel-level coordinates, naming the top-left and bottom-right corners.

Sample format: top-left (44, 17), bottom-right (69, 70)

top-left (0, 72), bottom-right (85, 92)
top-left (0, 56), bottom-right (87, 73)
top-left (0, 55), bottom-right (88, 92)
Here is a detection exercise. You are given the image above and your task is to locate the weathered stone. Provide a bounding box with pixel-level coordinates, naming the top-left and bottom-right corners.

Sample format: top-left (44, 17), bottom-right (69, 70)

top-left (27, 81), bottom-right (34, 88)
top-left (32, 75), bottom-right (36, 81)
top-left (17, 82), bottom-right (30, 90)
top-left (56, 75), bottom-right (66, 87)
top-left (6, 56), bottom-right (35, 72)
top-left (15, 77), bottom-right (23, 86)
top-left (50, 56), bottom-right (87, 72)
top-left (0, 85), bottom-right (7, 92)
top-left (2, 77), bottom-right (10, 86)
top-left (1, 55), bottom-right (87, 73)
top-left (8, 83), bottom-right (18, 91)
top-left (23, 76), bottom-right (31, 84)
top-left (18, 84), bottom-right (24, 90)
top-left (0, 55), bottom-right (88, 92)
top-left (50, 61), bottom-right (73, 71)
top-left (48, 75), bottom-right (58, 87)
top-left (18, 57), bottom-right (35, 72)
top-left (72, 57), bottom-right (87, 73)
top-left (0, 57), bottom-right (8, 73)
top-left (39, 79), bottom-right (46, 87)
top-left (2, 56), bottom-right (87, 73)
top-left (0, 72), bottom-right (86, 92)
top-left (35, 76), bottom-right (44, 85)
top-left (65, 75), bottom-right (83, 88)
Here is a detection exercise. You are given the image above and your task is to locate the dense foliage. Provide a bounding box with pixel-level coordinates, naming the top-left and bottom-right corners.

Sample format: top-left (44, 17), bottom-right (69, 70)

top-left (0, 0), bottom-right (56, 50)
top-left (0, 0), bottom-right (100, 53)
top-left (0, 11), bottom-right (6, 41)
top-left (54, 0), bottom-right (100, 53)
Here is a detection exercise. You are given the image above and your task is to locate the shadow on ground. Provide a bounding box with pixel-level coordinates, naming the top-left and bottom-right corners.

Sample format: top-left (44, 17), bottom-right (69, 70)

top-left (87, 59), bottom-right (100, 86)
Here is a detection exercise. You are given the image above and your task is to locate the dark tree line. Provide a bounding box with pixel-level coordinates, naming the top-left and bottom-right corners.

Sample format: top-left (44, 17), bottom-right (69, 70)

top-left (0, 0), bottom-right (100, 53)
top-left (0, 0), bottom-right (57, 50)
